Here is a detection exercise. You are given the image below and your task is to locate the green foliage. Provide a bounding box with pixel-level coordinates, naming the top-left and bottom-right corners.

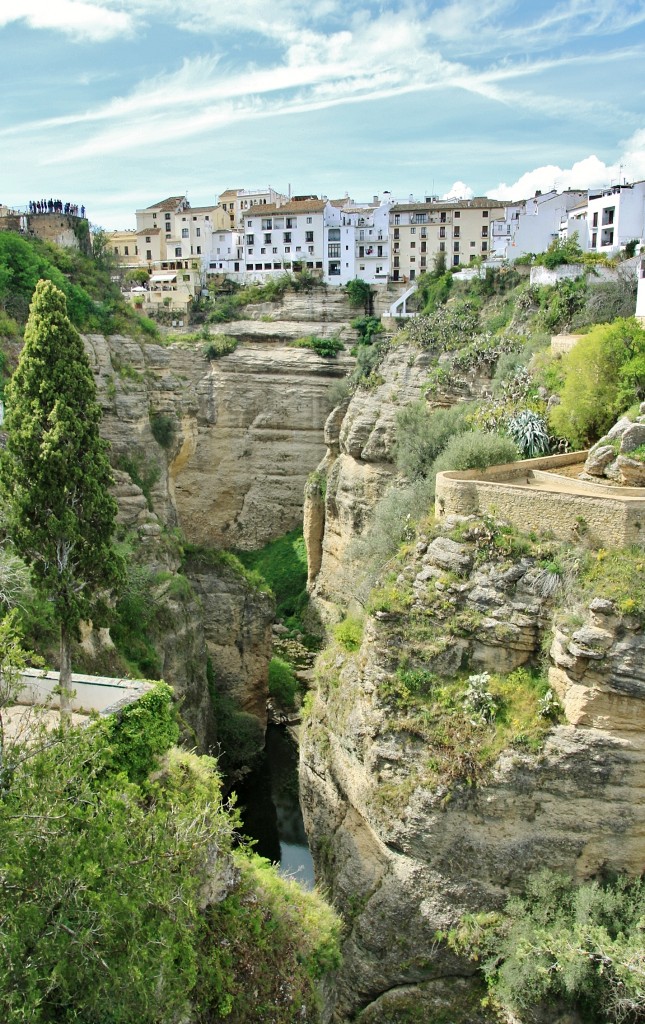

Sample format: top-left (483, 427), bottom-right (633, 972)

top-left (291, 334), bottom-right (344, 358)
top-left (101, 681), bottom-right (179, 782)
top-left (414, 270), bottom-right (453, 313)
top-left (432, 431), bottom-right (519, 475)
top-left (395, 401), bottom-right (473, 480)
top-left (351, 315), bottom-right (384, 345)
top-left (149, 410), bottom-right (175, 449)
top-left (203, 334), bottom-right (238, 359)
top-left (182, 543), bottom-right (269, 596)
top-left (578, 546), bottom-right (645, 622)
top-left (334, 615), bottom-right (364, 652)
top-left (573, 274), bottom-right (638, 328)
top-left (235, 529), bottom-right (308, 623)
top-left (0, 719), bottom-right (342, 1023)
top-left (447, 871), bottom-right (645, 1023)
top-left (534, 277), bottom-right (588, 332)
top-left (535, 233), bottom-right (585, 268)
top-left (115, 453), bottom-right (160, 511)
top-left (406, 302), bottom-right (480, 351)
top-left (549, 317), bottom-right (645, 446)
top-left (506, 409), bottom-right (551, 458)
top-left (348, 337), bottom-right (389, 389)
top-left (0, 281), bottom-right (122, 710)
top-left (345, 277), bottom-right (373, 311)
top-left (268, 655), bottom-right (298, 708)
top-left (109, 562), bottom-right (164, 678)
top-left (350, 476), bottom-right (435, 578)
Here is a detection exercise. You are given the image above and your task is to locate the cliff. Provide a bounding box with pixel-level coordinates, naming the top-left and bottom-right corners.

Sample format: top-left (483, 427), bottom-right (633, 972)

top-left (300, 521), bottom-right (645, 1022)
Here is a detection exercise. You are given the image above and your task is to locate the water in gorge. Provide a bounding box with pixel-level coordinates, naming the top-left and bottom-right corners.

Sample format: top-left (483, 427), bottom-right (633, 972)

top-left (235, 724), bottom-right (315, 889)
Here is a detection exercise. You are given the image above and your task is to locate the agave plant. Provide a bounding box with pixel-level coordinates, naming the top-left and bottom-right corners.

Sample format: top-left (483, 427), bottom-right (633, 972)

top-left (506, 408), bottom-right (551, 458)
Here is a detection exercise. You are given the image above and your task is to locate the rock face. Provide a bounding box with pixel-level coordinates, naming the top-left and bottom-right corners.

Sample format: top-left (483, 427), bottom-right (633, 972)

top-left (583, 411), bottom-right (645, 487)
top-left (300, 521), bottom-right (645, 1022)
top-left (305, 344), bottom-right (499, 617)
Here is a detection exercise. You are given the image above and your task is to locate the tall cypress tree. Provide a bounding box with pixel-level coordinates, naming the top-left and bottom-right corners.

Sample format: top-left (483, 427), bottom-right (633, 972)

top-left (0, 279), bottom-right (121, 722)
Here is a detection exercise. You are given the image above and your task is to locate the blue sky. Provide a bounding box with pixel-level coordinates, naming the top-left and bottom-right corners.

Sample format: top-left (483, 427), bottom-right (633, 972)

top-left (1, 0), bottom-right (645, 229)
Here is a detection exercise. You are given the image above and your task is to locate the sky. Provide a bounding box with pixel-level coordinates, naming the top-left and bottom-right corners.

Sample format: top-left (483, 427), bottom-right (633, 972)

top-left (1, 0), bottom-right (645, 230)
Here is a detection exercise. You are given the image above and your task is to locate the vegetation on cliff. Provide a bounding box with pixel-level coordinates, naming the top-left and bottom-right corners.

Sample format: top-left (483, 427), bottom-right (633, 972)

top-left (0, 674), bottom-right (341, 1023)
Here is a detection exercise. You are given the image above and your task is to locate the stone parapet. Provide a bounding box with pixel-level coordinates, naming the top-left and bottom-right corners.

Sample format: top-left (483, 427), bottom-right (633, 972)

top-left (435, 452), bottom-right (645, 547)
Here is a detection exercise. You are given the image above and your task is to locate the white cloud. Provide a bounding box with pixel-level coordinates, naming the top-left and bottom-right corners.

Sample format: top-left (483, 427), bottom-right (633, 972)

top-left (442, 181), bottom-right (474, 200)
top-left (486, 140), bottom-right (645, 201)
top-left (0, 0), bottom-right (132, 41)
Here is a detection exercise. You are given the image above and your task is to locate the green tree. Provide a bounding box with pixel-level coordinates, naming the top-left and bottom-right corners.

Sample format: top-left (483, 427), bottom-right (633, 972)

top-left (549, 317), bottom-right (645, 446)
top-left (0, 280), bottom-right (122, 723)
top-left (345, 277), bottom-right (373, 313)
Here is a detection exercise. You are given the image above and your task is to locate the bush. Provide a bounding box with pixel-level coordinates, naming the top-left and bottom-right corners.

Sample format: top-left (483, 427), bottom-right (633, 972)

top-left (268, 656), bottom-right (298, 708)
top-left (351, 315), bottom-right (383, 345)
top-left (291, 334), bottom-right (344, 358)
top-left (235, 529), bottom-right (308, 623)
top-left (334, 616), bottom-right (364, 652)
top-left (345, 278), bottom-right (373, 310)
top-left (506, 409), bottom-right (551, 458)
top-left (549, 317), bottom-right (645, 446)
top-left (350, 476), bottom-right (436, 578)
top-left (447, 870), bottom-right (645, 1023)
top-left (395, 401), bottom-right (473, 480)
top-left (150, 411), bottom-right (175, 449)
top-left (102, 681), bottom-right (179, 783)
top-left (432, 431), bottom-right (518, 475)
top-left (203, 334), bottom-right (238, 359)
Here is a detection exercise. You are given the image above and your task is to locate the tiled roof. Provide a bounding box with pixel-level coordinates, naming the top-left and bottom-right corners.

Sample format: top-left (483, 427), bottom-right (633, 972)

top-left (243, 198), bottom-right (326, 217)
top-left (145, 196), bottom-right (186, 212)
top-left (187, 205), bottom-right (219, 214)
top-left (390, 197), bottom-right (508, 212)
top-left (137, 227), bottom-right (161, 235)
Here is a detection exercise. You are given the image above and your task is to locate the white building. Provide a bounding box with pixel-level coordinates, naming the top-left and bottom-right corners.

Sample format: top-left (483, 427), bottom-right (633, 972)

top-left (586, 181), bottom-right (645, 255)
top-left (207, 228), bottom-right (244, 277)
top-left (241, 197), bottom-right (344, 281)
top-left (334, 197), bottom-right (393, 284)
top-left (494, 190), bottom-right (588, 259)
top-left (217, 187), bottom-right (288, 229)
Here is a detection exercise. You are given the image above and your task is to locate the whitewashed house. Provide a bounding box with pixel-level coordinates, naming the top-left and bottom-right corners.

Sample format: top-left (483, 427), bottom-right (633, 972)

top-left (334, 197), bottom-right (393, 285)
top-left (586, 181), bottom-right (645, 255)
top-left (494, 190), bottom-right (587, 259)
top-left (241, 197), bottom-right (345, 282)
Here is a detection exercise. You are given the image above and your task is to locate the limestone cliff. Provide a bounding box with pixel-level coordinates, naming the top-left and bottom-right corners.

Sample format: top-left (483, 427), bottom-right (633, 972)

top-left (300, 520), bottom-right (645, 1022)
top-left (305, 340), bottom-right (495, 616)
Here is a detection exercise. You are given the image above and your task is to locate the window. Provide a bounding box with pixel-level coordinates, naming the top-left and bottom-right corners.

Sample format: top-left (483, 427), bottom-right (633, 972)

top-left (145, 235), bottom-right (151, 243)
top-left (196, 228), bottom-right (201, 237)
top-left (181, 228), bottom-right (189, 238)
top-left (592, 212), bottom-right (599, 228)
top-left (393, 256), bottom-right (400, 267)
top-left (591, 232), bottom-right (597, 248)
top-left (439, 242), bottom-right (445, 252)
top-left (124, 246), bottom-right (129, 256)
top-left (305, 231), bottom-right (314, 242)
top-left (410, 241), bottom-right (416, 249)
top-left (328, 228), bottom-right (340, 241)
top-left (152, 213), bottom-right (157, 219)
top-left (482, 210), bottom-right (489, 218)
top-left (165, 213), bottom-right (170, 221)
top-left (481, 241), bottom-right (488, 251)
top-left (328, 244), bottom-right (340, 258)
top-left (283, 232), bottom-right (291, 243)
top-left (411, 227), bottom-right (416, 234)
top-left (440, 212), bottom-right (446, 223)
top-left (410, 269), bottom-right (416, 280)
top-left (481, 227), bottom-right (488, 237)
top-left (308, 245), bottom-right (314, 254)
top-left (420, 242), bottom-right (426, 253)
top-left (262, 218), bottom-right (272, 230)
top-left (454, 211), bottom-right (460, 219)
top-left (247, 220), bottom-right (252, 227)
top-left (248, 249), bottom-right (253, 255)
top-left (328, 262), bottom-right (341, 275)
top-left (264, 233), bottom-right (272, 244)
top-left (454, 241), bottom-right (460, 252)
top-left (358, 246), bottom-right (364, 258)
top-left (453, 227), bottom-right (460, 238)
top-left (394, 213), bottom-right (400, 224)
top-left (410, 256), bottom-right (416, 262)
top-left (286, 217), bottom-right (294, 228)
top-left (285, 246), bottom-right (291, 253)
top-left (412, 213), bottom-right (428, 223)
top-left (377, 245), bottom-right (383, 257)
top-left (470, 241), bottom-right (476, 247)
top-left (273, 247), bottom-right (278, 254)
top-left (260, 247), bottom-right (266, 254)
top-left (146, 249), bottom-right (152, 260)
top-left (175, 247), bottom-right (182, 257)
top-left (394, 228), bottom-right (399, 239)
top-left (306, 217), bottom-right (312, 223)
top-left (196, 246), bottom-right (201, 254)
top-left (246, 234), bottom-right (254, 245)
top-left (453, 255), bottom-right (460, 266)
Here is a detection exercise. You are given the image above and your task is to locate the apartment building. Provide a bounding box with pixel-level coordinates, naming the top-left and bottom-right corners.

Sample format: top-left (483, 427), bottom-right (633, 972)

top-left (334, 197), bottom-right (393, 284)
top-left (389, 197), bottom-right (507, 281)
top-left (108, 229), bottom-right (140, 267)
top-left (586, 181), bottom-right (645, 255)
top-left (207, 227), bottom-right (244, 276)
top-left (218, 187), bottom-right (288, 229)
top-left (241, 197), bottom-right (342, 278)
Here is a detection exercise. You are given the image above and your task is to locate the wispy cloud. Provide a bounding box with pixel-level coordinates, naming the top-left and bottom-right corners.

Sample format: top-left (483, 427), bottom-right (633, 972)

top-left (0, 0), bottom-right (133, 41)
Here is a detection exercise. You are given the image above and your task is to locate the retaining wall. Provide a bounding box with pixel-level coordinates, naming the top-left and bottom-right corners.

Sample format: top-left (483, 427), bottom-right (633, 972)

top-left (435, 452), bottom-right (645, 547)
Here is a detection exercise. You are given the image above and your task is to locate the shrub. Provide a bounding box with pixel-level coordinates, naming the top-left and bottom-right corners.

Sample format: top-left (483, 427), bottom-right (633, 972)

top-left (447, 871), bottom-right (645, 1023)
top-left (432, 431), bottom-right (519, 474)
top-left (345, 278), bottom-right (373, 311)
top-left (395, 401), bottom-right (473, 480)
top-left (102, 681), bottom-right (179, 783)
top-left (268, 656), bottom-right (298, 708)
top-left (350, 476), bottom-right (435, 578)
top-left (351, 315), bottom-right (383, 345)
top-left (334, 616), bottom-right (364, 652)
top-left (235, 529), bottom-right (308, 623)
top-left (150, 411), bottom-right (175, 449)
top-left (549, 317), bottom-right (645, 446)
top-left (203, 334), bottom-right (238, 359)
top-left (291, 334), bottom-right (344, 358)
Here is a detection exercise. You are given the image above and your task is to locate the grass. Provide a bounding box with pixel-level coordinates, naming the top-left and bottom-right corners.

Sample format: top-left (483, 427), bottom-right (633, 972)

top-left (235, 529), bottom-right (308, 626)
top-left (181, 543), bottom-right (270, 595)
top-left (577, 545), bottom-right (645, 620)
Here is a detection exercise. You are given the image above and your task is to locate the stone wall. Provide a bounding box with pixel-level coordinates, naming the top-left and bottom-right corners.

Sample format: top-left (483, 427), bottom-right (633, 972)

top-left (435, 453), bottom-right (645, 547)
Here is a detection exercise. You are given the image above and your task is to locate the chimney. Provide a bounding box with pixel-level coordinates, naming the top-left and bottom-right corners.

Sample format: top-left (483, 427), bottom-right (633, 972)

top-left (373, 195), bottom-right (378, 204)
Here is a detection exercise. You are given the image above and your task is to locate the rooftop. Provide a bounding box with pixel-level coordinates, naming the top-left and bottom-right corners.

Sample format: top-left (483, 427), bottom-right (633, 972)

top-left (390, 197), bottom-right (507, 213)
